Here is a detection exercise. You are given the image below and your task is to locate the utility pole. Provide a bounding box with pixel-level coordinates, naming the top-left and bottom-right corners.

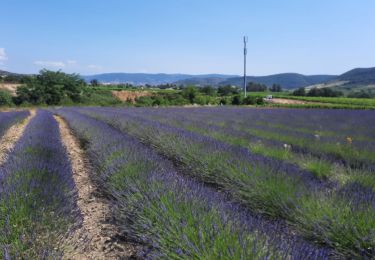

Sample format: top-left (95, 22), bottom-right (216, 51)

top-left (243, 36), bottom-right (248, 97)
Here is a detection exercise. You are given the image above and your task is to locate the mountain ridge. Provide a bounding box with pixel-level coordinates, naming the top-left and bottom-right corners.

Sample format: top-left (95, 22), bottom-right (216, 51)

top-left (82, 72), bottom-right (337, 89)
top-left (0, 70), bottom-right (16, 76)
top-left (83, 67), bottom-right (375, 90)
top-left (82, 73), bottom-right (237, 86)
top-left (3, 67), bottom-right (375, 91)
top-left (337, 67), bottom-right (375, 83)
top-left (218, 73), bottom-right (336, 89)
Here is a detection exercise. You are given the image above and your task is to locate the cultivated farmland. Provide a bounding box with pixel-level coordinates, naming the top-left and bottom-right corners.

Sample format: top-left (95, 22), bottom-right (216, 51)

top-left (0, 107), bottom-right (374, 259)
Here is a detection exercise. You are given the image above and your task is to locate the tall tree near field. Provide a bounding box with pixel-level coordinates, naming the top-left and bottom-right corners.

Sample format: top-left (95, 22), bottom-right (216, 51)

top-left (90, 79), bottom-right (99, 86)
top-left (15, 69), bottom-right (85, 105)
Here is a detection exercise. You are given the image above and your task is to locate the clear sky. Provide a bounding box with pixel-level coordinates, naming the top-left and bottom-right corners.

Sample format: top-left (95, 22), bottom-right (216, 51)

top-left (1, 0), bottom-right (374, 76)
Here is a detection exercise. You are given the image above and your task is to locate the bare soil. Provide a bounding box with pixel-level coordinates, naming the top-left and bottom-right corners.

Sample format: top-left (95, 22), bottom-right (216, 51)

top-left (55, 115), bottom-right (137, 259)
top-left (0, 109), bottom-right (36, 165)
top-left (112, 90), bottom-right (152, 103)
top-left (267, 98), bottom-right (309, 105)
top-left (0, 83), bottom-right (21, 95)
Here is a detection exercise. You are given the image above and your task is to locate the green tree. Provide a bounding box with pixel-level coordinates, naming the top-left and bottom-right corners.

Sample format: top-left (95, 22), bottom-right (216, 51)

top-left (242, 96), bottom-right (265, 105)
top-left (347, 90), bottom-right (373, 98)
top-left (307, 87), bottom-right (343, 97)
top-left (200, 85), bottom-right (216, 96)
top-left (3, 74), bottom-right (23, 83)
top-left (218, 85), bottom-right (240, 96)
top-left (0, 90), bottom-right (13, 106)
top-left (270, 84), bottom-right (282, 92)
top-left (90, 79), bottom-right (99, 86)
top-left (293, 87), bottom-right (306, 96)
top-left (243, 96), bottom-right (256, 105)
top-left (182, 86), bottom-right (198, 103)
top-left (231, 95), bottom-right (242, 105)
top-left (247, 82), bottom-right (267, 92)
top-left (14, 70), bottom-right (85, 105)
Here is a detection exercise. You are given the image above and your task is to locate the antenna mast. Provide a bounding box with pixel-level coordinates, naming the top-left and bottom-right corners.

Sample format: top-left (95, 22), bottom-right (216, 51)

top-left (243, 36), bottom-right (248, 98)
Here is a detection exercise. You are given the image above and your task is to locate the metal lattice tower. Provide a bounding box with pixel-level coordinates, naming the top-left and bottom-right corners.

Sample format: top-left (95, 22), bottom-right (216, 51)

top-left (243, 36), bottom-right (248, 97)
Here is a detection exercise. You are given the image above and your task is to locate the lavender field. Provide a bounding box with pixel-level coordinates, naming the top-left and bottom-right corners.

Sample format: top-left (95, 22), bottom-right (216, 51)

top-left (1, 107), bottom-right (374, 259)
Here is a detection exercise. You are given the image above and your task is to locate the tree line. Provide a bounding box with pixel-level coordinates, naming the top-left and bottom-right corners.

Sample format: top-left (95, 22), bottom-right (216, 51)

top-left (0, 70), bottom-right (121, 106)
top-left (3, 70), bottom-right (371, 107)
top-left (293, 87), bottom-right (343, 97)
top-left (0, 70), bottom-right (269, 107)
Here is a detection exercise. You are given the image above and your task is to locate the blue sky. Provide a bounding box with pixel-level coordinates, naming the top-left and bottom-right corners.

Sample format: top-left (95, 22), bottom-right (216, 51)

top-left (1, 0), bottom-right (374, 75)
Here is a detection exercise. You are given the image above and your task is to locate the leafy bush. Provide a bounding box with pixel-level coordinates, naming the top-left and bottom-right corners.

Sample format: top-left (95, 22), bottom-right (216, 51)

top-left (2, 74), bottom-right (30, 83)
top-left (347, 90), bottom-right (374, 98)
top-left (165, 93), bottom-right (189, 105)
top-left (182, 86), bottom-right (198, 103)
top-left (135, 96), bottom-right (154, 106)
top-left (14, 70), bottom-right (86, 105)
top-left (219, 97), bottom-right (230, 105)
top-left (270, 84), bottom-right (282, 92)
top-left (232, 95), bottom-right (243, 105)
top-left (218, 85), bottom-right (240, 96)
top-left (194, 95), bottom-right (216, 105)
top-left (293, 87), bottom-right (306, 96)
top-left (90, 79), bottom-right (99, 86)
top-left (199, 86), bottom-right (216, 96)
top-left (243, 96), bottom-right (256, 105)
top-left (243, 95), bottom-right (264, 105)
top-left (0, 89), bottom-right (13, 106)
top-left (80, 89), bottom-right (121, 106)
top-left (247, 82), bottom-right (268, 92)
top-left (307, 87), bottom-right (343, 97)
top-left (135, 93), bottom-right (190, 106)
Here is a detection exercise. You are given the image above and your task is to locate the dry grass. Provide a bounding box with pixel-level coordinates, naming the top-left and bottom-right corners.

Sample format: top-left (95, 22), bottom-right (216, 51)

top-left (0, 83), bottom-right (21, 95)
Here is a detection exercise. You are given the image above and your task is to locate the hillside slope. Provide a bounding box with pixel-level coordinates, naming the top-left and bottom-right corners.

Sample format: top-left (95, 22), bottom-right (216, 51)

top-left (220, 74), bottom-right (336, 89)
top-left (337, 67), bottom-right (375, 83)
top-left (0, 70), bottom-right (14, 76)
top-left (83, 73), bottom-right (236, 85)
top-left (305, 67), bottom-right (375, 93)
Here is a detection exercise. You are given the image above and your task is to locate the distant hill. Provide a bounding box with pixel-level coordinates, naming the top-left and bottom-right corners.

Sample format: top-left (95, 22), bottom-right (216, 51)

top-left (5, 67), bottom-right (375, 91)
top-left (0, 70), bottom-right (15, 76)
top-left (85, 72), bottom-right (336, 89)
top-left (305, 67), bottom-right (375, 93)
top-left (174, 77), bottom-right (233, 86)
top-left (82, 73), bottom-right (236, 85)
top-left (220, 74), bottom-right (336, 89)
top-left (337, 67), bottom-right (375, 84)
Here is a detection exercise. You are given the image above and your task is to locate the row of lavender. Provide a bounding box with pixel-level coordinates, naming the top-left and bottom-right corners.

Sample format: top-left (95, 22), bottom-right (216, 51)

top-left (78, 107), bottom-right (373, 182)
top-left (105, 107), bottom-right (375, 191)
top-left (160, 107), bottom-right (375, 141)
top-left (92, 107), bottom-right (374, 191)
top-left (54, 108), bottom-right (334, 259)
top-left (0, 110), bottom-right (29, 137)
top-left (0, 110), bottom-right (80, 258)
top-left (116, 107), bottom-right (375, 144)
top-left (73, 107), bottom-right (375, 258)
top-left (151, 108), bottom-right (375, 190)
top-left (110, 107), bottom-right (375, 168)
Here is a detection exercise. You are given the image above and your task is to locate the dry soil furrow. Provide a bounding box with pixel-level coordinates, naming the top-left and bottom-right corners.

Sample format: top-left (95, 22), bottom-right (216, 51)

top-left (55, 115), bottom-right (136, 260)
top-left (0, 109), bottom-right (36, 165)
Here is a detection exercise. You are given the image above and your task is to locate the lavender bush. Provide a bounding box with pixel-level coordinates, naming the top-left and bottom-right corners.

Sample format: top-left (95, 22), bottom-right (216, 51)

top-left (54, 108), bottom-right (334, 259)
top-left (0, 110), bottom-right (29, 137)
top-left (0, 110), bottom-right (80, 258)
top-left (74, 107), bottom-right (375, 258)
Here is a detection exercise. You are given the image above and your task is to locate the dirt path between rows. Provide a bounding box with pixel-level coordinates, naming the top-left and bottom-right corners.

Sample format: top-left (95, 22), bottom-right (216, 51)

top-left (55, 115), bottom-right (136, 259)
top-left (0, 109), bottom-right (36, 165)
